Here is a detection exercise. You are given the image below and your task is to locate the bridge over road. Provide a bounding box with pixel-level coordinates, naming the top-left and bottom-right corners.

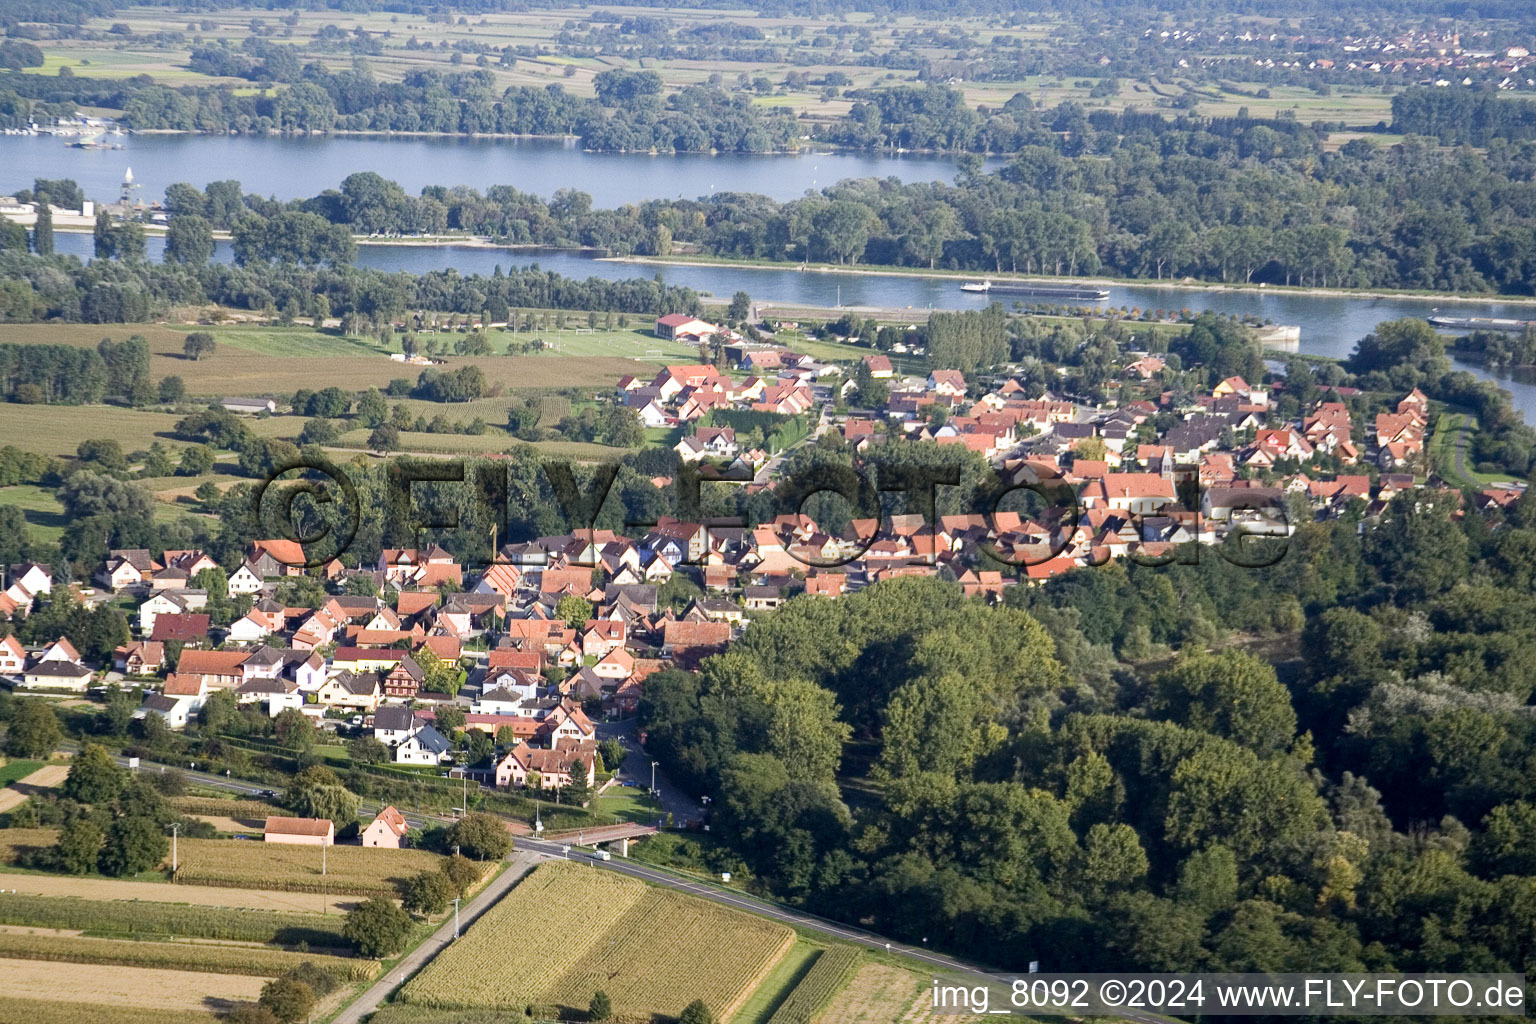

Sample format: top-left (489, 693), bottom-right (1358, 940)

top-left (540, 822), bottom-right (659, 846)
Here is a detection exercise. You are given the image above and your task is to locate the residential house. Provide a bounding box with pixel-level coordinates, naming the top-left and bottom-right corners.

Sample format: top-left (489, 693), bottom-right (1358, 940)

top-left (138, 590), bottom-right (208, 634)
top-left (862, 354), bottom-right (894, 378)
top-left (661, 620), bottom-right (731, 667)
top-left (382, 655), bottom-right (426, 700)
top-left (226, 562), bottom-right (265, 596)
top-left (1081, 473), bottom-right (1179, 515)
top-left (96, 548), bottom-right (159, 592)
top-left (395, 722), bottom-right (452, 765)
top-left (315, 671), bottom-right (381, 712)
top-left (362, 806), bottom-right (409, 849)
top-left (150, 613), bottom-right (212, 645)
top-left (928, 370), bottom-right (967, 397)
top-left (7, 563), bottom-right (51, 597)
top-left (134, 692), bottom-right (196, 730)
top-left (19, 661), bottom-right (93, 691)
top-left (173, 649), bottom-right (250, 691)
top-left (112, 640), bottom-right (164, 675)
top-left (495, 742), bottom-right (595, 789)
top-left (36, 636), bottom-right (81, 665)
top-left (0, 634), bottom-right (25, 675)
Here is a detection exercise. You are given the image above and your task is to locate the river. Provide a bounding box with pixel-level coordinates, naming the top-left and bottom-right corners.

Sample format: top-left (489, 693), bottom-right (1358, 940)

top-left (0, 133), bottom-right (1001, 206)
top-left (48, 230), bottom-right (1536, 423)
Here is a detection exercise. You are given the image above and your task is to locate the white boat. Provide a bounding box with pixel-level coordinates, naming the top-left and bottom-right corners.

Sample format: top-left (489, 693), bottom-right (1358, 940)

top-left (961, 281), bottom-right (991, 292)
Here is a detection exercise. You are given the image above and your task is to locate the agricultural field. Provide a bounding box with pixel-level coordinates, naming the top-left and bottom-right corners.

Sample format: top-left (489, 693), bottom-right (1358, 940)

top-left (730, 939), bottom-right (822, 1024)
top-left (0, 891), bottom-right (351, 947)
top-left (0, 323), bottom-right (649, 402)
top-left (401, 861), bottom-right (795, 1022)
top-left (172, 836), bottom-right (461, 898)
top-left (400, 863), bottom-right (649, 1011)
top-left (810, 963), bottom-right (988, 1024)
top-left (0, 930), bottom-right (376, 979)
top-left (545, 887), bottom-right (795, 1020)
top-left (0, 871), bottom-right (359, 914)
top-left (0, 760), bottom-right (45, 785)
top-left (0, 764), bottom-right (68, 813)
top-left (0, 486), bottom-right (70, 544)
top-left (0, 995), bottom-right (219, 1024)
top-left (760, 945), bottom-right (861, 1024)
top-left (0, 827), bottom-right (65, 864)
top-left (0, 958), bottom-right (264, 1015)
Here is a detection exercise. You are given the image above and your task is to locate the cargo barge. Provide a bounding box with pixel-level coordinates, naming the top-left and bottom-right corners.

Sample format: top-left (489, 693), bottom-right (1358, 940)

top-left (961, 280), bottom-right (1112, 301)
top-left (1426, 315), bottom-right (1536, 333)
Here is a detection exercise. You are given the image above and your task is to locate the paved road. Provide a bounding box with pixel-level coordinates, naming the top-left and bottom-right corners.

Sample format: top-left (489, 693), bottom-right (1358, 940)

top-left (595, 718), bottom-right (700, 823)
top-left (91, 748), bottom-right (1168, 1023)
top-left (331, 850), bottom-right (542, 1024)
top-left (754, 403), bottom-right (832, 485)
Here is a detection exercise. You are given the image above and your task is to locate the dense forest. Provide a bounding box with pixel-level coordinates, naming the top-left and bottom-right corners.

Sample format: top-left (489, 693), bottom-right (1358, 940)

top-left (639, 484), bottom-right (1536, 976)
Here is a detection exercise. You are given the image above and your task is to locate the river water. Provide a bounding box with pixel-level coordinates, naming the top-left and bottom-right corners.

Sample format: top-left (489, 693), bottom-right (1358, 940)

top-left (0, 133), bottom-right (1001, 206)
top-left (48, 231), bottom-right (1536, 421)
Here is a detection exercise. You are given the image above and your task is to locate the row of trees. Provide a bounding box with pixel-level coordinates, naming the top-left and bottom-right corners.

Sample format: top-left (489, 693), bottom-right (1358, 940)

top-left (113, 64), bottom-right (799, 152)
top-left (0, 248), bottom-right (704, 326)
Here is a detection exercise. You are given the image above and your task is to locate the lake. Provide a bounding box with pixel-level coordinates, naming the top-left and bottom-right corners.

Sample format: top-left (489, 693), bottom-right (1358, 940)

top-left (0, 133), bottom-right (1001, 206)
top-left (49, 232), bottom-right (1536, 423)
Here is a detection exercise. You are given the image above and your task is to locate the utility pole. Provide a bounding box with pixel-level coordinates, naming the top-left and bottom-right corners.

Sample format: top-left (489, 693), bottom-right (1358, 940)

top-left (452, 897), bottom-right (461, 939)
top-left (322, 841), bottom-right (327, 877)
top-left (168, 823), bottom-right (179, 873)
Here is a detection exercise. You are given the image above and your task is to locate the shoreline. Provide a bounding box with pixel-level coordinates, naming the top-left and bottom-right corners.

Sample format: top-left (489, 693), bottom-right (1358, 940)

top-left (39, 222), bottom-right (1536, 309)
top-left (114, 128), bottom-right (991, 158)
top-left (598, 255), bottom-right (1536, 308)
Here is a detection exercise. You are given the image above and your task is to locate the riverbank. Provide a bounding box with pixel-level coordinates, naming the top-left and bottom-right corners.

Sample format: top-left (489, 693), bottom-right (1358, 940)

top-left (602, 254), bottom-right (1536, 309)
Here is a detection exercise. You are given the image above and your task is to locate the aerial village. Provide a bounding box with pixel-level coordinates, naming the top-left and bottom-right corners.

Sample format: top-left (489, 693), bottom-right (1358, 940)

top-left (0, 311), bottom-right (1523, 807)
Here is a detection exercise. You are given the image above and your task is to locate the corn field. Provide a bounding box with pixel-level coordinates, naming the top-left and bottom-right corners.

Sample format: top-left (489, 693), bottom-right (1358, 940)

top-left (404, 861), bottom-right (794, 1022)
top-left (765, 946), bottom-right (863, 1024)
top-left (0, 931), bottom-right (379, 980)
top-left (172, 838), bottom-right (456, 899)
top-left (0, 892), bottom-right (350, 948)
top-left (543, 887), bottom-right (795, 1023)
top-left (0, 996), bottom-right (218, 1024)
top-left (401, 863), bottom-right (648, 1011)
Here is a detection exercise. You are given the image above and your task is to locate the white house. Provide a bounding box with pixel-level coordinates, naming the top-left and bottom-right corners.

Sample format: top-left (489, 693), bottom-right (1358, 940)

top-left (395, 723), bottom-right (451, 765)
top-left (8, 563), bottom-right (51, 596)
top-left (138, 591), bottom-right (207, 634)
top-left (35, 636), bottom-right (81, 665)
top-left (134, 693), bottom-right (197, 729)
top-left (20, 661), bottom-right (93, 691)
top-left (227, 562), bottom-right (265, 595)
top-left (226, 613), bottom-right (272, 645)
top-left (0, 635), bottom-right (25, 675)
top-left (235, 676), bottom-right (305, 716)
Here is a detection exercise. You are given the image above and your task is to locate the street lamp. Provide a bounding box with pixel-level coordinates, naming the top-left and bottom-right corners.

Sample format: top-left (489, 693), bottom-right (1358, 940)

top-left (650, 760), bottom-right (658, 795)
